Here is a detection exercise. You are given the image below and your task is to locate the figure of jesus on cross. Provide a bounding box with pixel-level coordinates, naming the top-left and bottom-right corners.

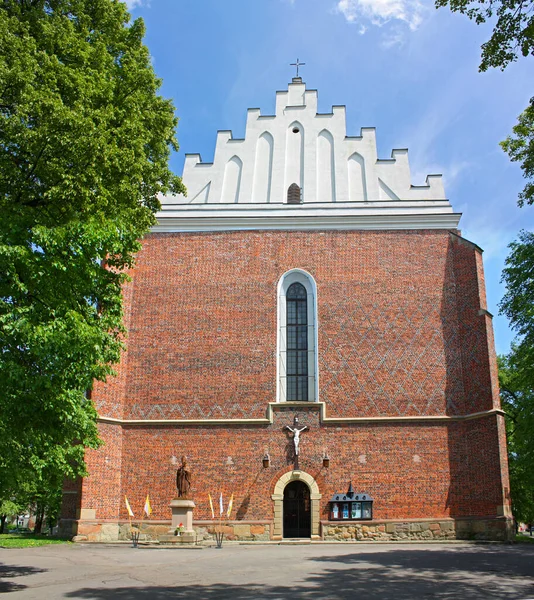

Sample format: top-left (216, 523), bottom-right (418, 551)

top-left (286, 416), bottom-right (308, 456)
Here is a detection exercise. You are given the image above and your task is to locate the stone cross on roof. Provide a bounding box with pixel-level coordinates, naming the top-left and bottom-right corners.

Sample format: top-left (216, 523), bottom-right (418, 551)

top-left (290, 58), bottom-right (305, 78)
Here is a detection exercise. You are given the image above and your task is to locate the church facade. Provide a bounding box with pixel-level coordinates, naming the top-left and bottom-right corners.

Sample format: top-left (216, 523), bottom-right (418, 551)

top-left (60, 78), bottom-right (513, 542)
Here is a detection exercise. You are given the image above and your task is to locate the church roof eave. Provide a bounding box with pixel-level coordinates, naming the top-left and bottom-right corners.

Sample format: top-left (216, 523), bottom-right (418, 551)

top-left (151, 211), bottom-right (462, 233)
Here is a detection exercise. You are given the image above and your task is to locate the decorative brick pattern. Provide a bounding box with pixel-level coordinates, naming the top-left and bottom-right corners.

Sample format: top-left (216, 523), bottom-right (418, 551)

top-left (89, 230), bottom-right (497, 420)
top-left (63, 229), bottom-right (512, 541)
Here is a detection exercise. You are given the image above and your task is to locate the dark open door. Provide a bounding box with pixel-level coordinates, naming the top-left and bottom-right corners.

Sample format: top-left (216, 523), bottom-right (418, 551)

top-left (283, 480), bottom-right (311, 538)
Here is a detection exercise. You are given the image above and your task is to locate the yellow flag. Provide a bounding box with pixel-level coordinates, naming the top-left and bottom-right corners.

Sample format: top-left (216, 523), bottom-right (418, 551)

top-left (227, 493), bottom-right (234, 518)
top-left (125, 496), bottom-right (134, 518)
top-left (208, 493), bottom-right (215, 519)
top-left (143, 494), bottom-right (152, 517)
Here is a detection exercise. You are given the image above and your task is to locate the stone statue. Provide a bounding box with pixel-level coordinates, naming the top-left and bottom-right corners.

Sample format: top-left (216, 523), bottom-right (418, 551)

top-left (285, 418), bottom-right (308, 456)
top-left (176, 455), bottom-right (191, 498)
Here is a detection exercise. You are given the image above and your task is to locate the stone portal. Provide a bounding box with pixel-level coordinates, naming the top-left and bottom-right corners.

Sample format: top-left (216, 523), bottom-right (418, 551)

top-left (272, 470), bottom-right (322, 540)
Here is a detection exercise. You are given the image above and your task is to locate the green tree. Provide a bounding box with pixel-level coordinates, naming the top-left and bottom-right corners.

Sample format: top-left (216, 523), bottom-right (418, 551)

top-left (435, 0), bottom-right (534, 206)
top-left (499, 352), bottom-right (534, 524)
top-left (0, 0), bottom-right (185, 485)
top-left (0, 463), bottom-right (63, 534)
top-left (0, 464), bottom-right (34, 533)
top-left (500, 232), bottom-right (534, 524)
top-left (0, 497), bottom-right (24, 534)
top-left (28, 464), bottom-right (64, 534)
top-left (501, 99), bottom-right (534, 207)
top-left (500, 231), bottom-right (534, 375)
top-left (435, 0), bottom-right (534, 71)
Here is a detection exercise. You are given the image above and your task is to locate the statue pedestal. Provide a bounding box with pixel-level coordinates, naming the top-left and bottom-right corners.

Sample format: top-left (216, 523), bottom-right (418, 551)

top-left (158, 498), bottom-right (196, 544)
top-left (170, 498), bottom-right (195, 531)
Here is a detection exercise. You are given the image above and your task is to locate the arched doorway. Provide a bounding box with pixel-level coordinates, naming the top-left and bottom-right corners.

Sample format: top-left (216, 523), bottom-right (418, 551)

top-left (272, 470), bottom-right (322, 540)
top-left (283, 480), bottom-right (311, 538)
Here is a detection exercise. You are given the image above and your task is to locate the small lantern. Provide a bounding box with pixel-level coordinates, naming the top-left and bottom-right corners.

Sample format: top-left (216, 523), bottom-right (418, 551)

top-left (323, 452), bottom-right (330, 468)
top-left (262, 453), bottom-right (270, 468)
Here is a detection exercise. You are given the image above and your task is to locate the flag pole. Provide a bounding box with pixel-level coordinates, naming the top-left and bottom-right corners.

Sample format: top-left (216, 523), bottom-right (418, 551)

top-left (213, 491), bottom-right (233, 548)
top-left (125, 496), bottom-right (139, 548)
top-left (140, 493), bottom-right (152, 545)
top-left (215, 492), bottom-right (224, 548)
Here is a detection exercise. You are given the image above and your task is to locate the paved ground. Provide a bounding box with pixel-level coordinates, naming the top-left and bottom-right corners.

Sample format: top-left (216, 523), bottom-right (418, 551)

top-left (1, 542), bottom-right (534, 599)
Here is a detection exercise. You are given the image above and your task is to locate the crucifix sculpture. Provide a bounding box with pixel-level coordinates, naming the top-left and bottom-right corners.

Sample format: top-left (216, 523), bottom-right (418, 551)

top-left (286, 416), bottom-right (308, 457)
top-left (290, 58), bottom-right (305, 78)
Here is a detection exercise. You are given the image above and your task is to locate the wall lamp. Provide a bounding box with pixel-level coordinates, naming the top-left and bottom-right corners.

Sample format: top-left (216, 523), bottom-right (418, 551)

top-left (263, 453), bottom-right (271, 468)
top-left (323, 452), bottom-right (330, 468)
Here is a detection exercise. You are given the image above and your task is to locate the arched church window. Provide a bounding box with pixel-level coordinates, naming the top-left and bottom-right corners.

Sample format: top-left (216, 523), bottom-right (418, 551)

top-left (277, 270), bottom-right (318, 403)
top-left (287, 183), bottom-right (301, 204)
top-left (286, 283), bottom-right (308, 401)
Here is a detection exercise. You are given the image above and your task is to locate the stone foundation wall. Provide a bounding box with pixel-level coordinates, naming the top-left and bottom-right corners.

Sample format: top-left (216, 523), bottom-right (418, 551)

top-left (321, 518), bottom-right (514, 542)
top-left (66, 520), bottom-right (272, 543)
top-left (64, 517), bottom-right (512, 543)
top-left (193, 522), bottom-right (272, 542)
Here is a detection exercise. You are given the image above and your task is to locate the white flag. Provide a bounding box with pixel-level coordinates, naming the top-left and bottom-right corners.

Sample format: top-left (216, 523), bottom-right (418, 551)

top-left (144, 494), bottom-right (152, 517)
top-left (219, 493), bottom-right (223, 515)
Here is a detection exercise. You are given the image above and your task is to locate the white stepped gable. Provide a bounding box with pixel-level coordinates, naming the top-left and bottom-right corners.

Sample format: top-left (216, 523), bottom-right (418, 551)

top-left (155, 79), bottom-right (460, 232)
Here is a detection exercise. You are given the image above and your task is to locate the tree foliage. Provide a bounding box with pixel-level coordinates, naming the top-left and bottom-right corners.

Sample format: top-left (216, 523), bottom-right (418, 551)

top-left (500, 230), bottom-right (534, 364)
top-left (501, 98), bottom-right (534, 207)
top-left (435, 0), bottom-right (534, 71)
top-left (0, 0), bottom-right (185, 483)
top-left (500, 232), bottom-right (534, 523)
top-left (499, 352), bottom-right (534, 524)
top-left (0, 462), bottom-right (63, 533)
top-left (435, 0), bottom-right (534, 206)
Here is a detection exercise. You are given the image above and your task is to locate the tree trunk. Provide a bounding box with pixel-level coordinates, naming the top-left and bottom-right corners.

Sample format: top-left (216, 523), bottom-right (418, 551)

top-left (34, 506), bottom-right (45, 534)
top-left (0, 514), bottom-right (6, 534)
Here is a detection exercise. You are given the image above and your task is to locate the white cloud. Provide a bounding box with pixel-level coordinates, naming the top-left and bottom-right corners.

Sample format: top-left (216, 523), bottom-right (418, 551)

top-left (336, 0), bottom-right (425, 31)
top-left (381, 27), bottom-right (405, 48)
top-left (124, 0), bottom-right (145, 10)
top-left (411, 159), bottom-right (472, 192)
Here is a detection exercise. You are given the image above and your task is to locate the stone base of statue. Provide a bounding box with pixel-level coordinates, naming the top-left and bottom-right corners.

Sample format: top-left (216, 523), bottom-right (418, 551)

top-left (169, 498), bottom-right (195, 531)
top-left (158, 498), bottom-right (196, 544)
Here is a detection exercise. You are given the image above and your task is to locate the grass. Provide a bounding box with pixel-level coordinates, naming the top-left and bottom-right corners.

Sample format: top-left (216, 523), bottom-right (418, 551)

top-left (0, 533), bottom-right (71, 548)
top-left (515, 533), bottom-right (534, 544)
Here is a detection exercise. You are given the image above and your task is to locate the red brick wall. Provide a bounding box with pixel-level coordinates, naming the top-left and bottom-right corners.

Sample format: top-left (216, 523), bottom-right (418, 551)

top-left (447, 417), bottom-right (508, 517)
top-left (82, 411), bottom-right (504, 522)
top-left (80, 423), bottom-right (124, 519)
top-left (77, 229), bottom-right (508, 524)
top-left (451, 234), bottom-right (498, 414)
top-left (90, 276), bottom-right (135, 420)
top-left (92, 229), bottom-right (499, 420)
top-left (60, 477), bottom-right (82, 520)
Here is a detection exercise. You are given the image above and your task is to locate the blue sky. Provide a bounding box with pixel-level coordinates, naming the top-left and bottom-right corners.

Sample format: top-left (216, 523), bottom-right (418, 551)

top-left (126, 0), bottom-right (533, 356)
